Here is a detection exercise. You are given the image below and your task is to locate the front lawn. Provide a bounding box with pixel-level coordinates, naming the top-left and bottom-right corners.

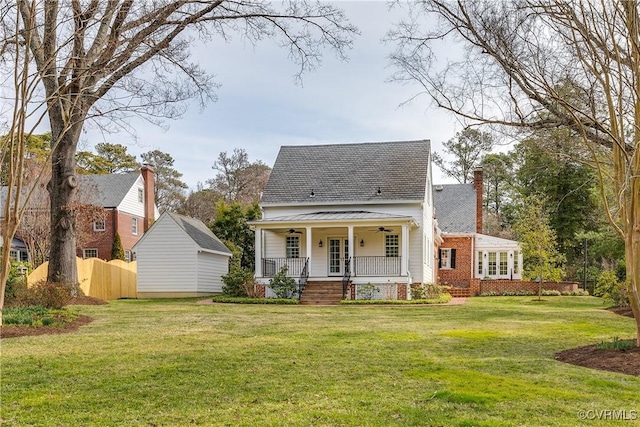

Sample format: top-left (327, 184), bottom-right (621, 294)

top-left (2, 297), bottom-right (638, 426)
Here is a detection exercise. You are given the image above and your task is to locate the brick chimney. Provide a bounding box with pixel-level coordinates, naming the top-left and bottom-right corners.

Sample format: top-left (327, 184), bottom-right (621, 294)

top-left (472, 167), bottom-right (483, 233)
top-left (141, 164), bottom-right (155, 232)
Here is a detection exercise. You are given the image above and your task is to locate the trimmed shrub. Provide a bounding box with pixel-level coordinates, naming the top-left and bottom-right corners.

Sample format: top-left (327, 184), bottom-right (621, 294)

top-left (411, 283), bottom-right (449, 299)
top-left (594, 270), bottom-right (628, 306)
top-left (269, 266), bottom-right (298, 299)
top-left (357, 283), bottom-right (380, 300)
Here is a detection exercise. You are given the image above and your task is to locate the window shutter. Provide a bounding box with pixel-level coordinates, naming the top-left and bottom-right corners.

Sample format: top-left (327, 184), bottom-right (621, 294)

top-left (438, 249), bottom-right (442, 268)
top-left (450, 249), bottom-right (456, 269)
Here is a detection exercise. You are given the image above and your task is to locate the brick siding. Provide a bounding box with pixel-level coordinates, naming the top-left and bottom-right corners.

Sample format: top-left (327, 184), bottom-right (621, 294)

top-left (438, 235), bottom-right (474, 289)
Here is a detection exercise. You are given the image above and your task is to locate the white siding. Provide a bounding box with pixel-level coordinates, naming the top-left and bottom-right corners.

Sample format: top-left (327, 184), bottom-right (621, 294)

top-left (136, 215), bottom-right (198, 292)
top-left (117, 176), bottom-right (146, 217)
top-left (263, 203), bottom-right (423, 221)
top-left (422, 161), bottom-right (436, 283)
top-left (261, 201), bottom-right (429, 281)
top-left (196, 252), bottom-right (229, 293)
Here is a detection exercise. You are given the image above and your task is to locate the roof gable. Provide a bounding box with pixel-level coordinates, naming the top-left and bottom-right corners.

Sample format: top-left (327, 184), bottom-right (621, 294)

top-left (166, 212), bottom-right (232, 255)
top-left (433, 184), bottom-right (476, 233)
top-left (261, 140), bottom-right (430, 205)
top-left (78, 173), bottom-right (140, 208)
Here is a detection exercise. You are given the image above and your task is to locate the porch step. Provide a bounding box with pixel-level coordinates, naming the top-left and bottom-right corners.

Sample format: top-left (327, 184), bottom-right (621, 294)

top-left (300, 281), bottom-right (344, 306)
top-left (448, 288), bottom-right (472, 298)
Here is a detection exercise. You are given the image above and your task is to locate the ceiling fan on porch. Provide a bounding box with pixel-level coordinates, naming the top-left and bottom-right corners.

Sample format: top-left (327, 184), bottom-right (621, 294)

top-left (369, 226), bottom-right (394, 233)
top-left (287, 228), bottom-right (303, 234)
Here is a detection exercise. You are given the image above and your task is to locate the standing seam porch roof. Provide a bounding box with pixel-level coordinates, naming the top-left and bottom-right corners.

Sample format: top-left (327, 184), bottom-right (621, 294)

top-left (261, 140), bottom-right (431, 205)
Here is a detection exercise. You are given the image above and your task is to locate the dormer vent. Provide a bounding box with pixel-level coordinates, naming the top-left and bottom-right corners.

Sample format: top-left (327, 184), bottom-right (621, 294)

top-left (435, 185), bottom-right (444, 191)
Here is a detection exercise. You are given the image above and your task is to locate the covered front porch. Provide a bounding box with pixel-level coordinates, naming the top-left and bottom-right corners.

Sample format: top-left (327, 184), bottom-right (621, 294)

top-left (251, 212), bottom-right (417, 285)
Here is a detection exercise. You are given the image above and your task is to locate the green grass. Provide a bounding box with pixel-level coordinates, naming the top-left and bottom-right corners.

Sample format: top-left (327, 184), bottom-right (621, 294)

top-left (2, 297), bottom-right (638, 426)
top-left (2, 306), bottom-right (76, 326)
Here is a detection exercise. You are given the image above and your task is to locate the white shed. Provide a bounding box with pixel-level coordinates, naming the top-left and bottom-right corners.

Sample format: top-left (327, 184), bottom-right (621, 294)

top-left (134, 212), bottom-right (232, 298)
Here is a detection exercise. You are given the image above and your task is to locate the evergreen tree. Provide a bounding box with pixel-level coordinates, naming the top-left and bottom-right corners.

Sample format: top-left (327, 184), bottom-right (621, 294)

top-left (111, 232), bottom-right (125, 261)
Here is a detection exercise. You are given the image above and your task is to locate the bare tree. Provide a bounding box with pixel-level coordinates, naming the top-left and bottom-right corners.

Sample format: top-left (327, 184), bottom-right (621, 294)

top-left (208, 148), bottom-right (271, 205)
top-left (389, 0), bottom-right (640, 344)
top-left (2, 1), bottom-right (356, 284)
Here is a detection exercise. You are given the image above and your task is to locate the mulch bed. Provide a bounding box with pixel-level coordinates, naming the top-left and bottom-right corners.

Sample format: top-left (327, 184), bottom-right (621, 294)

top-left (555, 306), bottom-right (639, 377)
top-left (0, 295), bottom-right (104, 339)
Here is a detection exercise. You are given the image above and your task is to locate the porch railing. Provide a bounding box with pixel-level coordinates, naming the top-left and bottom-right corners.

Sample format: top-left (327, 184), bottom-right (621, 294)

top-left (353, 256), bottom-right (401, 277)
top-left (342, 257), bottom-right (351, 299)
top-left (298, 258), bottom-right (309, 298)
top-left (262, 257), bottom-right (307, 277)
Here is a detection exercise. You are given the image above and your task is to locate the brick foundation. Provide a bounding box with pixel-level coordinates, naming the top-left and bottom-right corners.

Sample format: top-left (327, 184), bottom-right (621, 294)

top-left (397, 283), bottom-right (408, 300)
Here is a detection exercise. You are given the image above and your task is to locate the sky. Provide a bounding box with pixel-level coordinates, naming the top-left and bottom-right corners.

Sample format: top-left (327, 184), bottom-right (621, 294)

top-left (78, 1), bottom-right (463, 190)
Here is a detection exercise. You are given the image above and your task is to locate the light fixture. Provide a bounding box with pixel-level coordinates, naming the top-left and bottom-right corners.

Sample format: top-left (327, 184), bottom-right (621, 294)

top-left (484, 253), bottom-right (487, 258)
top-left (360, 239), bottom-right (364, 247)
top-left (318, 239), bottom-right (323, 248)
top-left (310, 189), bottom-right (315, 197)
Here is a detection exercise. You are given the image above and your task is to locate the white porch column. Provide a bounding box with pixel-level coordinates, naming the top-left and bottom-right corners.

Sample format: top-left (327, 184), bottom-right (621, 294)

top-left (255, 227), bottom-right (263, 277)
top-left (401, 225), bottom-right (409, 276)
top-left (347, 225), bottom-right (354, 273)
top-left (305, 226), bottom-right (312, 274)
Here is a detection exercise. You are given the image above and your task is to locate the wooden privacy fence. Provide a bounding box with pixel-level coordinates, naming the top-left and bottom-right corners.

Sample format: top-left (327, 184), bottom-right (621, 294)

top-left (28, 257), bottom-right (137, 300)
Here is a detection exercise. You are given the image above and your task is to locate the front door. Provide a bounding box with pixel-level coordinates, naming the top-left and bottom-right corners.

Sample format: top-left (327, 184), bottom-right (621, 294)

top-left (328, 237), bottom-right (349, 276)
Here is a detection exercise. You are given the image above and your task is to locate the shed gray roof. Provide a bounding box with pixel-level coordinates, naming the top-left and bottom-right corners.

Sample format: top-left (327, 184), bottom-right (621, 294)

top-left (261, 140), bottom-right (430, 204)
top-left (167, 212), bottom-right (232, 255)
top-left (78, 173), bottom-right (140, 208)
top-left (433, 184), bottom-right (477, 233)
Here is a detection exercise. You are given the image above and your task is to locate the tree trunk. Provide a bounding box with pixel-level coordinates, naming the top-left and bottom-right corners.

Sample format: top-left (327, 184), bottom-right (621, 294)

top-left (628, 178), bottom-right (640, 347)
top-left (46, 109), bottom-right (83, 285)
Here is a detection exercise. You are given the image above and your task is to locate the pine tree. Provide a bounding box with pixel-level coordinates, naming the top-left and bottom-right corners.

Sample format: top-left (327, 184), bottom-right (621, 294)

top-left (111, 232), bottom-right (125, 261)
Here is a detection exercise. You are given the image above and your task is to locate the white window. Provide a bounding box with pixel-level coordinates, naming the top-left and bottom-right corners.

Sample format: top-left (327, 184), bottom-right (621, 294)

top-left (125, 250), bottom-right (131, 262)
top-left (500, 252), bottom-right (508, 275)
top-left (9, 249), bottom-right (18, 261)
top-left (477, 251), bottom-right (483, 275)
top-left (93, 218), bottom-right (106, 231)
top-left (439, 248), bottom-right (456, 269)
top-left (286, 236), bottom-right (299, 258)
top-left (385, 234), bottom-right (399, 257)
top-left (83, 249), bottom-right (98, 259)
top-left (132, 217), bottom-right (138, 235)
top-left (513, 251), bottom-right (520, 274)
top-left (138, 188), bottom-right (144, 203)
top-left (488, 252), bottom-right (497, 275)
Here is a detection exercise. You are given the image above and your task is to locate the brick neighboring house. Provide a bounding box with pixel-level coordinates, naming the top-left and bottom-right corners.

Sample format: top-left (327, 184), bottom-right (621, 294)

top-left (433, 168), bottom-right (523, 296)
top-left (77, 165), bottom-right (158, 262)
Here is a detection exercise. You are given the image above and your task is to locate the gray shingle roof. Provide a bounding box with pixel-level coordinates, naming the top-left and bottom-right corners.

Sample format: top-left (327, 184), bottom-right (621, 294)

top-left (78, 173), bottom-right (140, 207)
top-left (167, 212), bottom-right (231, 255)
top-left (261, 140), bottom-right (430, 204)
top-left (433, 184), bottom-right (477, 233)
